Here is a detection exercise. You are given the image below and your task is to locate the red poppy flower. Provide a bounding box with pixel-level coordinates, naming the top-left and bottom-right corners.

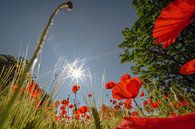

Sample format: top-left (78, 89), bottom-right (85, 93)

top-left (139, 91), bottom-right (144, 97)
top-left (112, 77), bottom-right (142, 100)
top-left (61, 99), bottom-right (69, 106)
top-left (124, 99), bottom-right (132, 110)
top-left (116, 112), bottom-right (195, 129)
top-left (113, 100), bottom-right (117, 104)
top-left (74, 114), bottom-right (80, 120)
top-left (77, 106), bottom-right (89, 114)
top-left (118, 102), bottom-right (124, 106)
top-left (151, 101), bottom-right (161, 109)
top-left (153, 0), bottom-right (195, 48)
top-left (101, 105), bottom-right (108, 112)
top-left (149, 98), bottom-right (153, 104)
top-left (68, 104), bottom-right (73, 109)
top-left (143, 100), bottom-right (148, 106)
top-left (72, 85), bottom-right (80, 94)
top-left (105, 80), bottom-right (116, 89)
top-left (180, 59), bottom-right (195, 75)
top-left (54, 115), bottom-right (60, 121)
top-left (120, 74), bottom-right (131, 82)
top-left (61, 109), bottom-right (67, 115)
top-left (60, 105), bottom-right (66, 110)
top-left (27, 82), bottom-right (43, 98)
top-left (181, 101), bottom-right (189, 106)
top-left (114, 105), bottom-right (121, 110)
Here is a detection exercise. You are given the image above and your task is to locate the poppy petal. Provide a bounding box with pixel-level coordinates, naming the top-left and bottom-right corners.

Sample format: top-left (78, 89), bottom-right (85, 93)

top-left (180, 59), bottom-right (195, 74)
top-left (116, 112), bottom-right (195, 129)
top-left (153, 0), bottom-right (195, 48)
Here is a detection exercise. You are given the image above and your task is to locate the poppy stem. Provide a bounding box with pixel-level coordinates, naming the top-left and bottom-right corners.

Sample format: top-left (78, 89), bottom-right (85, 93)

top-left (133, 99), bottom-right (146, 117)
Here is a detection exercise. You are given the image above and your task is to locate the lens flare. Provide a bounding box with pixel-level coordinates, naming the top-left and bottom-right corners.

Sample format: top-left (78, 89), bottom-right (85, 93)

top-left (65, 59), bottom-right (89, 84)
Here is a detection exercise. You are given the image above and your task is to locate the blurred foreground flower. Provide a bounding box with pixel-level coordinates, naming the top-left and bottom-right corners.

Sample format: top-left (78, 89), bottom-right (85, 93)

top-left (153, 0), bottom-right (195, 48)
top-left (116, 112), bottom-right (195, 129)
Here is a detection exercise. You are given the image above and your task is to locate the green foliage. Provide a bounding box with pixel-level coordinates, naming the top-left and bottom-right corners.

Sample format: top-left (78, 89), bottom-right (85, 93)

top-left (119, 0), bottom-right (195, 94)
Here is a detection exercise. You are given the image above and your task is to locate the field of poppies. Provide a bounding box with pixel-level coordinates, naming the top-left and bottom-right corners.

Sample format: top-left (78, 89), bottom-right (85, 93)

top-left (0, 0), bottom-right (195, 129)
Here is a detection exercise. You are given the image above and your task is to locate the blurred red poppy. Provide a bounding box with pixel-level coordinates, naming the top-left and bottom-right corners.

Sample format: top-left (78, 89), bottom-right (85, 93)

top-left (68, 104), bottom-right (73, 109)
top-left (54, 115), bottom-right (60, 121)
top-left (113, 100), bottom-right (117, 104)
top-left (124, 99), bottom-right (132, 110)
top-left (151, 101), bottom-right (161, 109)
top-left (61, 109), bottom-right (67, 115)
top-left (74, 114), bottom-right (80, 120)
top-left (153, 0), bottom-right (195, 48)
top-left (143, 100), bottom-right (148, 106)
top-left (61, 99), bottom-right (69, 106)
top-left (105, 80), bottom-right (116, 89)
top-left (118, 102), bottom-right (124, 106)
top-left (114, 105), bottom-right (121, 110)
top-left (27, 82), bottom-right (43, 98)
top-left (72, 85), bottom-right (80, 93)
top-left (77, 106), bottom-right (89, 114)
top-left (112, 78), bottom-right (142, 100)
top-left (116, 112), bottom-right (195, 129)
top-left (180, 59), bottom-right (195, 75)
top-left (139, 92), bottom-right (144, 97)
top-left (60, 105), bottom-right (66, 110)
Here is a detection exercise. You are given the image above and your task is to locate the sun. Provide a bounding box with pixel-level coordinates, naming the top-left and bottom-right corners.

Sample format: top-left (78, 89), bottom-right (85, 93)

top-left (65, 59), bottom-right (89, 83)
top-left (72, 68), bottom-right (82, 79)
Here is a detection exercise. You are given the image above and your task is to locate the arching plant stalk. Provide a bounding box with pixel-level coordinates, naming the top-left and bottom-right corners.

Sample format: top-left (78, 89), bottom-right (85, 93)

top-left (0, 1), bottom-right (73, 129)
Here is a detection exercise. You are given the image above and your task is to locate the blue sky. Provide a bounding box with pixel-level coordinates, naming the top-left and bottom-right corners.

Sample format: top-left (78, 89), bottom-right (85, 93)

top-left (0, 0), bottom-right (137, 104)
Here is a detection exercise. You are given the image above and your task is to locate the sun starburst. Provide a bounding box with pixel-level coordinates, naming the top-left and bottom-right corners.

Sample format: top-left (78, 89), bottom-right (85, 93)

top-left (65, 59), bottom-right (89, 84)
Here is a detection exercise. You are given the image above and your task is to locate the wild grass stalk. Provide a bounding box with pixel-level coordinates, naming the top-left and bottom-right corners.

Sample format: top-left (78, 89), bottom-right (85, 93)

top-left (0, 2), bottom-right (72, 128)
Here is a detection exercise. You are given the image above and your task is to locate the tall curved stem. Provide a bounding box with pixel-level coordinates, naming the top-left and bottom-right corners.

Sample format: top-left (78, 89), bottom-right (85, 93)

top-left (0, 2), bottom-right (72, 129)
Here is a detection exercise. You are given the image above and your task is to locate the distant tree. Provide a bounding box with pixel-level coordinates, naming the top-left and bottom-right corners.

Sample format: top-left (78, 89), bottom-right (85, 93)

top-left (119, 0), bottom-right (195, 95)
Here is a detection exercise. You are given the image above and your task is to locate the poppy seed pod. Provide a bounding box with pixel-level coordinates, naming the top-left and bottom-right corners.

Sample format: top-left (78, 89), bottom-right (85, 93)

top-left (65, 1), bottom-right (73, 11)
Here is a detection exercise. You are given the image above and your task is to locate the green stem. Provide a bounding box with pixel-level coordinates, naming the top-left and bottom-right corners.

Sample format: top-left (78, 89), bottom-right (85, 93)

top-left (133, 99), bottom-right (146, 117)
top-left (0, 2), bottom-right (72, 129)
